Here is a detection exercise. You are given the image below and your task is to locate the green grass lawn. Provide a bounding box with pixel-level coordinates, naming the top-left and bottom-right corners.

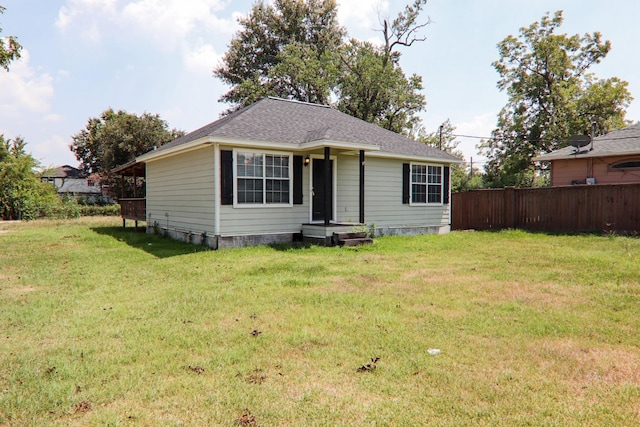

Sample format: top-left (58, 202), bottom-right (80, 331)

top-left (1, 217), bottom-right (639, 426)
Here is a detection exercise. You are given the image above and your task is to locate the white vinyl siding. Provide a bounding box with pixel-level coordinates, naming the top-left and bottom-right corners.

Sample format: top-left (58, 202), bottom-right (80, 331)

top-left (145, 146), bottom-right (216, 234)
top-left (364, 156), bottom-right (449, 228)
top-left (220, 147), bottom-right (308, 236)
top-left (146, 147), bottom-right (449, 238)
top-left (335, 155), bottom-right (360, 222)
top-left (334, 155), bottom-right (449, 228)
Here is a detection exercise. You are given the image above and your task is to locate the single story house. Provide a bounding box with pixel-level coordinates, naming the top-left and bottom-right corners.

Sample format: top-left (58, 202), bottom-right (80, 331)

top-left (534, 123), bottom-right (640, 186)
top-left (41, 165), bottom-right (106, 202)
top-left (115, 97), bottom-right (461, 248)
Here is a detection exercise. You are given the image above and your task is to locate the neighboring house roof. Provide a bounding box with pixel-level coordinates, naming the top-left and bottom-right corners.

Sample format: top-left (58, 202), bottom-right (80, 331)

top-left (138, 97), bottom-right (461, 163)
top-left (534, 122), bottom-right (640, 161)
top-left (58, 179), bottom-right (101, 194)
top-left (42, 165), bottom-right (86, 179)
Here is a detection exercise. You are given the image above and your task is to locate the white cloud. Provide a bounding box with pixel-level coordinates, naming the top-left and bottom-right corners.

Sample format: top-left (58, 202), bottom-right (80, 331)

top-left (55, 0), bottom-right (119, 42)
top-left (337, 0), bottom-right (389, 33)
top-left (0, 50), bottom-right (54, 118)
top-left (55, 0), bottom-right (237, 72)
top-left (43, 114), bottom-right (65, 123)
top-left (31, 135), bottom-right (77, 167)
top-left (183, 43), bottom-right (221, 74)
top-left (122, 0), bottom-right (227, 41)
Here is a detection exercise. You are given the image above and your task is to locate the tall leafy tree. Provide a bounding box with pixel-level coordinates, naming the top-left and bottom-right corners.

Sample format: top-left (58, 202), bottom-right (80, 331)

top-left (335, 40), bottom-right (425, 135)
top-left (335, 0), bottom-right (429, 134)
top-left (214, 0), bottom-right (431, 136)
top-left (214, 0), bottom-right (345, 110)
top-left (483, 11), bottom-right (632, 187)
top-left (0, 4), bottom-right (21, 71)
top-left (0, 136), bottom-right (60, 220)
top-left (70, 109), bottom-right (184, 198)
top-left (70, 108), bottom-right (184, 176)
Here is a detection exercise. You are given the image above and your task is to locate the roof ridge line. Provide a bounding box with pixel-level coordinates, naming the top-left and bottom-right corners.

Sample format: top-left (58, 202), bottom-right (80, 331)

top-left (266, 96), bottom-right (331, 108)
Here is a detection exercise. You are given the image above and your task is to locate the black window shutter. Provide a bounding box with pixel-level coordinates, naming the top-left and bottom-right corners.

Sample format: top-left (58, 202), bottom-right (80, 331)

top-left (402, 163), bottom-right (410, 204)
top-left (443, 166), bottom-right (450, 204)
top-left (220, 150), bottom-right (233, 205)
top-left (293, 155), bottom-right (303, 204)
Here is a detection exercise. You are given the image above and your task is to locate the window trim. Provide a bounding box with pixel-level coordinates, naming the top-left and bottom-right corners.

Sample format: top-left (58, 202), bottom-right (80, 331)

top-left (233, 149), bottom-right (294, 208)
top-left (610, 158), bottom-right (640, 171)
top-left (409, 163), bottom-right (443, 206)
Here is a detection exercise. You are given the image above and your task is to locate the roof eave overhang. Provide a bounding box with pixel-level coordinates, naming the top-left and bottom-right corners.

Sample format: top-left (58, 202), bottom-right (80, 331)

top-left (367, 151), bottom-right (463, 164)
top-left (111, 159), bottom-right (146, 176)
top-left (534, 149), bottom-right (640, 162)
top-left (136, 136), bottom-right (460, 164)
top-left (137, 138), bottom-right (215, 163)
top-left (137, 136), bottom-right (381, 163)
top-left (299, 139), bottom-right (380, 152)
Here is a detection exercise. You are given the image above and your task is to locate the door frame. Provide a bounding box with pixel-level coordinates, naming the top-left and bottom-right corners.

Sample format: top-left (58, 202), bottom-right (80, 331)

top-left (309, 154), bottom-right (337, 223)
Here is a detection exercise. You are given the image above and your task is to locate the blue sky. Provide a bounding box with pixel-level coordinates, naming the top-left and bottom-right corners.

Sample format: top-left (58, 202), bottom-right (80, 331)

top-left (1, 0), bottom-right (639, 169)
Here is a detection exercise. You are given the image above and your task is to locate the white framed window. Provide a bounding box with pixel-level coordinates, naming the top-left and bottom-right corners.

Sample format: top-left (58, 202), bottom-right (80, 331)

top-left (411, 164), bottom-right (442, 204)
top-left (235, 150), bottom-right (292, 206)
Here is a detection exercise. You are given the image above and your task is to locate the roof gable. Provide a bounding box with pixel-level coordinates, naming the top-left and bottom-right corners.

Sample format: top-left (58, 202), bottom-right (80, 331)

top-left (144, 97), bottom-right (459, 162)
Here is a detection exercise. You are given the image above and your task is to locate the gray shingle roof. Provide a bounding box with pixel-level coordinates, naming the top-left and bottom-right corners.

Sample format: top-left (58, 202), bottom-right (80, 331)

top-left (148, 97), bottom-right (459, 162)
top-left (535, 122), bottom-right (640, 161)
top-left (42, 165), bottom-right (85, 179)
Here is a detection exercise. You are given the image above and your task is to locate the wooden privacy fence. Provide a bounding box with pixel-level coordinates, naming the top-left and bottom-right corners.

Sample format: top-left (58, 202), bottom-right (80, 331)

top-left (451, 184), bottom-right (640, 233)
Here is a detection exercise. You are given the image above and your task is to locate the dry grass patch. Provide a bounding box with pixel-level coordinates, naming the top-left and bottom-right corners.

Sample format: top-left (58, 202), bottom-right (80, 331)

top-left (474, 280), bottom-right (590, 310)
top-left (535, 339), bottom-right (640, 386)
top-left (3, 285), bottom-right (37, 298)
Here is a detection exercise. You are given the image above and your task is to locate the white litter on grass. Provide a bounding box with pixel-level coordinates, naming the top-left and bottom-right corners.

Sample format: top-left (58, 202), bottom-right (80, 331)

top-left (427, 348), bottom-right (441, 355)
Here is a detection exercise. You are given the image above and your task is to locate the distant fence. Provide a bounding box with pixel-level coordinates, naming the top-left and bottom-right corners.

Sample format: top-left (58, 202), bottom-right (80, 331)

top-left (451, 184), bottom-right (640, 233)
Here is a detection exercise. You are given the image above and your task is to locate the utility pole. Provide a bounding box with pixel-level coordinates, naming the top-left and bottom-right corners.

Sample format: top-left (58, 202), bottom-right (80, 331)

top-left (438, 125), bottom-right (443, 150)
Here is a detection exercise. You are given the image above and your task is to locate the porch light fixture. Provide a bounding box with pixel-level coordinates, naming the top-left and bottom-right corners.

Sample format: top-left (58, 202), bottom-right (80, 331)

top-left (304, 156), bottom-right (310, 167)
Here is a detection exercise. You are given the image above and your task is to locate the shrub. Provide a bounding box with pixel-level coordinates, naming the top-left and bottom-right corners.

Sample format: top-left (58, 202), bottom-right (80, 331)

top-left (79, 204), bottom-right (120, 217)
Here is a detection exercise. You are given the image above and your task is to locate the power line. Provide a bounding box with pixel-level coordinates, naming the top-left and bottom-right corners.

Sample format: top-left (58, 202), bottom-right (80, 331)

top-left (452, 132), bottom-right (635, 144)
top-left (452, 133), bottom-right (492, 140)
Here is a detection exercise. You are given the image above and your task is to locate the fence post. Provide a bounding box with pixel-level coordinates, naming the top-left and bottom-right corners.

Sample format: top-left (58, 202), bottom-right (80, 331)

top-left (504, 186), bottom-right (516, 229)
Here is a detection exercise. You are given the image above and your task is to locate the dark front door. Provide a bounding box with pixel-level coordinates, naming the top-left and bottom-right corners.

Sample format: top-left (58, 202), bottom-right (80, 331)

top-left (312, 158), bottom-right (333, 221)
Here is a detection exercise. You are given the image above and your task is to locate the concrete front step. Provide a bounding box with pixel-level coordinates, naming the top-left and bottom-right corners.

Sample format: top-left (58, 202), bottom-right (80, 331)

top-left (333, 231), bottom-right (368, 241)
top-left (333, 231), bottom-right (373, 246)
top-left (340, 237), bottom-right (373, 247)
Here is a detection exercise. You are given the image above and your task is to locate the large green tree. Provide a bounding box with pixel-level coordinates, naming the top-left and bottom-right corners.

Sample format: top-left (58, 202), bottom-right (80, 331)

top-left (214, 0), bottom-right (345, 110)
top-left (483, 11), bottom-right (632, 187)
top-left (70, 108), bottom-right (184, 176)
top-left (0, 5), bottom-right (21, 71)
top-left (214, 0), bottom-right (430, 135)
top-left (335, 40), bottom-right (425, 135)
top-left (0, 136), bottom-right (60, 220)
top-left (335, 0), bottom-right (429, 134)
top-left (70, 109), bottom-right (184, 198)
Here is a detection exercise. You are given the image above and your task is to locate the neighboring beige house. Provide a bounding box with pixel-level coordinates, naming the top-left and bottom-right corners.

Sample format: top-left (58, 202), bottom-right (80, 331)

top-left (534, 123), bottom-right (640, 186)
top-left (115, 97), bottom-right (461, 248)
